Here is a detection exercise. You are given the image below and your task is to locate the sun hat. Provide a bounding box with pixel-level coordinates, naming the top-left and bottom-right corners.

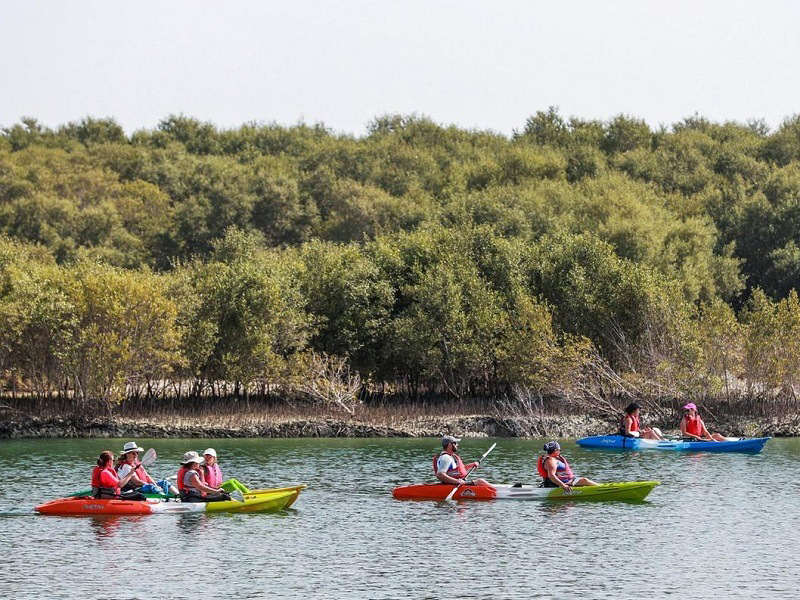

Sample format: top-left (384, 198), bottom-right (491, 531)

top-left (203, 448), bottom-right (217, 458)
top-left (683, 402), bottom-right (697, 410)
top-left (121, 441), bottom-right (144, 454)
top-left (442, 435), bottom-right (461, 447)
top-left (543, 441), bottom-right (561, 454)
top-left (180, 451), bottom-right (204, 465)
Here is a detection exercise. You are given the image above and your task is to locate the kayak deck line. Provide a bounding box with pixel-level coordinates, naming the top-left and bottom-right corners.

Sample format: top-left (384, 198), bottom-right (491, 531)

top-left (393, 481), bottom-right (660, 502)
top-left (576, 435), bottom-right (770, 453)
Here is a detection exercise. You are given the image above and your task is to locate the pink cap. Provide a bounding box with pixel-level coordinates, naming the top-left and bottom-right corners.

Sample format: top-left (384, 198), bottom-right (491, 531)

top-left (683, 403), bottom-right (697, 410)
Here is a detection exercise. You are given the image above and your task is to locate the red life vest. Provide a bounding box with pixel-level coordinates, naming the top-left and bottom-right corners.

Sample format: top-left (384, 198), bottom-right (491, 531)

top-left (433, 450), bottom-right (468, 479)
top-left (684, 414), bottom-right (703, 436)
top-left (536, 454), bottom-right (574, 483)
top-left (622, 413), bottom-right (640, 434)
top-left (178, 466), bottom-right (206, 496)
top-left (91, 465), bottom-right (120, 496)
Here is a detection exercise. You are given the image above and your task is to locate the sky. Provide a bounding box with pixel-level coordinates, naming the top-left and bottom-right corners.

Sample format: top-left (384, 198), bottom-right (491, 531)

top-left (2, 0), bottom-right (800, 137)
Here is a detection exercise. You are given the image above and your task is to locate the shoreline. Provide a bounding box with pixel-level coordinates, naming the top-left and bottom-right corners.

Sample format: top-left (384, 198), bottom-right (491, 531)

top-left (1, 413), bottom-right (798, 439)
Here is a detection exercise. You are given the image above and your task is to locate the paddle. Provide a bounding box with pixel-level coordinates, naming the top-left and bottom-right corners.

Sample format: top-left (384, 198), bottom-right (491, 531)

top-left (69, 448), bottom-right (157, 497)
top-left (445, 442), bottom-right (496, 501)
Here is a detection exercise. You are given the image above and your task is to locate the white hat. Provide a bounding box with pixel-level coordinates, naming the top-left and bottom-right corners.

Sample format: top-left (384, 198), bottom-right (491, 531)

top-left (203, 448), bottom-right (217, 457)
top-left (122, 441), bottom-right (144, 454)
top-left (181, 451), bottom-right (204, 465)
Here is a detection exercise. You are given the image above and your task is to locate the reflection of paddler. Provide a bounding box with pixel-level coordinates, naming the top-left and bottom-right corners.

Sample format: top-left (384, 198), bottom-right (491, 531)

top-left (537, 441), bottom-right (598, 492)
top-left (434, 436), bottom-right (490, 487)
top-left (620, 402), bottom-right (664, 440)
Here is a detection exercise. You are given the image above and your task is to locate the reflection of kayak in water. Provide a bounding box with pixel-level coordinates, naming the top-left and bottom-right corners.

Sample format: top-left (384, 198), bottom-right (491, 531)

top-left (576, 435), bottom-right (770, 453)
top-left (392, 481), bottom-right (659, 502)
top-left (35, 487), bottom-right (304, 515)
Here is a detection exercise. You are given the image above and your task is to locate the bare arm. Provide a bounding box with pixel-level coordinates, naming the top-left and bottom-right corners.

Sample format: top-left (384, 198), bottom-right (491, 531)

top-left (545, 458), bottom-right (571, 492)
top-left (188, 472), bottom-right (222, 494)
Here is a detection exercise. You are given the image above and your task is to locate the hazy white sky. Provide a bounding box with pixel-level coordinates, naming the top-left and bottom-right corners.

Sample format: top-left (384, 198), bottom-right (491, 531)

top-left (2, 1), bottom-right (799, 136)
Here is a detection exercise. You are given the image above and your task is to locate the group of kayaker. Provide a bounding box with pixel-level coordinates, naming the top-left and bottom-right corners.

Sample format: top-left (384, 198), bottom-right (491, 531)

top-left (622, 402), bottom-right (727, 442)
top-left (91, 443), bottom-right (235, 503)
top-left (437, 402), bottom-right (729, 492)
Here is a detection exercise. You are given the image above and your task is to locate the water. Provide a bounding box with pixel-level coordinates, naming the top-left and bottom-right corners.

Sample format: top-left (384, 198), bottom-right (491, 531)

top-left (1, 437), bottom-right (798, 599)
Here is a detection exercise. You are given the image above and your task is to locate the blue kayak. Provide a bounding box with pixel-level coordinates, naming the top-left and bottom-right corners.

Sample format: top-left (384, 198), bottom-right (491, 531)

top-left (576, 435), bottom-right (770, 453)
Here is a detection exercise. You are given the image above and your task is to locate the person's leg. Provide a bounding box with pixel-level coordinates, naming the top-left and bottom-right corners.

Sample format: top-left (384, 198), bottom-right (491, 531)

top-left (711, 432), bottom-right (727, 441)
top-left (203, 492), bottom-right (232, 502)
top-left (573, 477), bottom-right (598, 486)
top-left (221, 478), bottom-right (249, 493)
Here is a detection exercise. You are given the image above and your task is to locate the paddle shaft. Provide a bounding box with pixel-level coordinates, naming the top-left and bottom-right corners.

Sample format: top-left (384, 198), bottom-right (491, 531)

top-left (445, 442), bottom-right (496, 501)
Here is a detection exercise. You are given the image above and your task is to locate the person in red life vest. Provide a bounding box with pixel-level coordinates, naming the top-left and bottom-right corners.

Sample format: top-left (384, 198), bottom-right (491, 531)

top-left (91, 450), bottom-right (144, 500)
top-left (620, 402), bottom-right (664, 440)
top-left (115, 441), bottom-right (160, 493)
top-left (680, 403), bottom-right (726, 441)
top-left (537, 441), bottom-right (598, 492)
top-left (202, 448), bottom-right (223, 489)
top-left (177, 451), bottom-right (231, 503)
top-left (434, 436), bottom-right (490, 487)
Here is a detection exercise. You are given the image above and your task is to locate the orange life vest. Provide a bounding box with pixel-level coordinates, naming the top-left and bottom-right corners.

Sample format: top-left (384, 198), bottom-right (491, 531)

top-left (433, 450), bottom-right (468, 479)
top-left (684, 414), bottom-right (703, 436)
top-left (621, 413), bottom-right (640, 435)
top-left (91, 465), bottom-right (120, 497)
top-left (178, 466), bottom-right (206, 496)
top-left (536, 454), bottom-right (574, 483)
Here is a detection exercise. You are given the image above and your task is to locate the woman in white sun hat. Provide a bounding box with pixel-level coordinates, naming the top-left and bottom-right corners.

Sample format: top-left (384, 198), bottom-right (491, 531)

top-left (115, 441), bottom-right (176, 496)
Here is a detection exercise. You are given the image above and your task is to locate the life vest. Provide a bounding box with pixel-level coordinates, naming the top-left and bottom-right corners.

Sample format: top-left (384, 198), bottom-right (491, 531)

top-left (433, 450), bottom-right (468, 479)
top-left (178, 466), bottom-right (206, 497)
top-left (684, 414), bottom-right (703, 436)
top-left (620, 413), bottom-right (640, 435)
top-left (134, 464), bottom-right (151, 484)
top-left (116, 461), bottom-right (149, 487)
top-left (203, 463), bottom-right (222, 489)
top-left (536, 454), bottom-right (574, 483)
top-left (91, 465), bottom-right (120, 498)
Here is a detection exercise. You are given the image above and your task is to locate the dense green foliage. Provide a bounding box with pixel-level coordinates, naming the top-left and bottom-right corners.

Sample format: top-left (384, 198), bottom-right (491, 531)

top-left (3, 110), bottom-right (800, 406)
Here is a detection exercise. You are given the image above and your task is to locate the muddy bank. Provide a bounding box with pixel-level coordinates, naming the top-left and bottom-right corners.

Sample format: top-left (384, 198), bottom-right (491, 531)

top-left (1, 412), bottom-right (798, 439)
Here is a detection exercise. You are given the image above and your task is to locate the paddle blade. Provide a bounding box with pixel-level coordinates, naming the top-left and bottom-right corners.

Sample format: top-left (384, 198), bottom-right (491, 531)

top-left (230, 490), bottom-right (245, 503)
top-left (444, 485), bottom-right (460, 501)
top-left (140, 448), bottom-right (157, 467)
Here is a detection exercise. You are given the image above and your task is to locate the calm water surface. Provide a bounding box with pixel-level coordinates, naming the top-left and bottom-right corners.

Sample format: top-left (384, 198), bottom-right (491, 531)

top-left (1, 437), bottom-right (798, 599)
